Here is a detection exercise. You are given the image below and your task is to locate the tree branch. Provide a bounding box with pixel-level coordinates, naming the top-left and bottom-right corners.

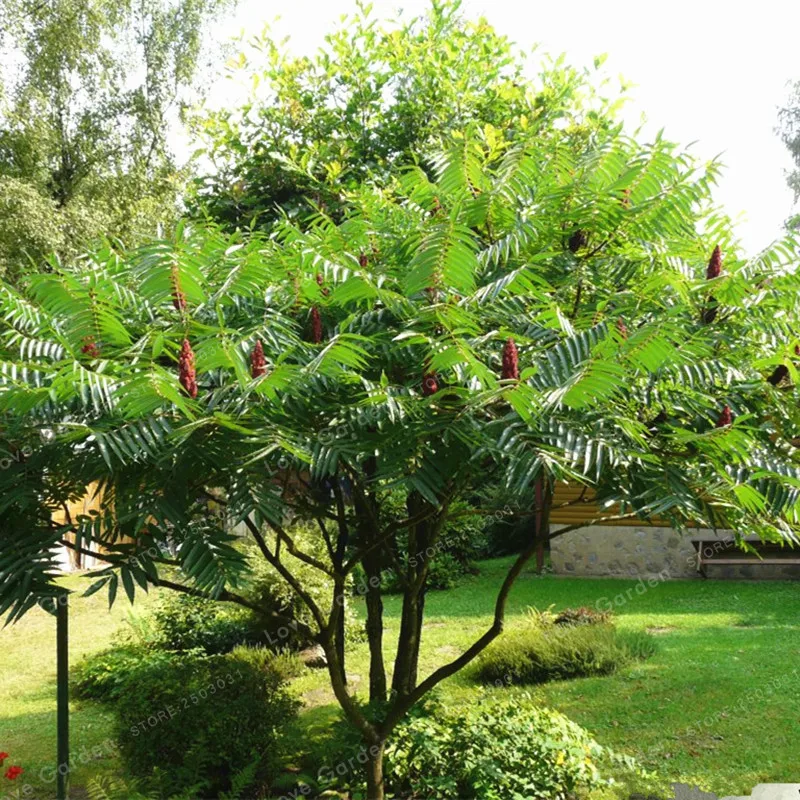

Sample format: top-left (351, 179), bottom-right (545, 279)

top-left (264, 516), bottom-right (336, 577)
top-left (316, 516), bottom-right (337, 563)
top-left (56, 538), bottom-right (289, 621)
top-left (380, 529), bottom-right (543, 735)
top-left (241, 515), bottom-right (329, 631)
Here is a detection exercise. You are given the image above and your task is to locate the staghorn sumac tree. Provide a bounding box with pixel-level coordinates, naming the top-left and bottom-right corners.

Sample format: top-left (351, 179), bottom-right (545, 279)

top-left (4, 83), bottom-right (800, 800)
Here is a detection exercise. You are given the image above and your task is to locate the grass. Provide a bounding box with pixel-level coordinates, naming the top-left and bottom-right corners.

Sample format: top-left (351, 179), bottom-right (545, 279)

top-left (290, 558), bottom-right (800, 797)
top-left (2, 559), bottom-right (799, 797)
top-left (0, 573), bottom-right (157, 797)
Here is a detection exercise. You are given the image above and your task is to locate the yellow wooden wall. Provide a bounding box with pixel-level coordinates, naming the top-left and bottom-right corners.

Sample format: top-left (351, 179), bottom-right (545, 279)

top-left (550, 482), bottom-right (666, 527)
top-left (52, 483), bottom-right (104, 569)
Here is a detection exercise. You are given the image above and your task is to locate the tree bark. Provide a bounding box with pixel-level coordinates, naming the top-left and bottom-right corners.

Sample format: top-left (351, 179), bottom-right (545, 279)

top-left (536, 475), bottom-right (553, 555)
top-left (364, 546), bottom-right (387, 703)
top-left (391, 490), bottom-right (429, 698)
top-left (356, 455), bottom-right (387, 703)
top-left (535, 476), bottom-right (547, 572)
top-left (391, 588), bottom-right (425, 698)
top-left (365, 740), bottom-right (386, 800)
top-left (334, 593), bottom-right (347, 688)
top-left (331, 483), bottom-right (351, 687)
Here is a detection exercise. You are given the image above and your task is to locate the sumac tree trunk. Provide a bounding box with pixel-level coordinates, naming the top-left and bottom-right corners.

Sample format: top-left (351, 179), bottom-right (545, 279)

top-left (364, 546), bottom-right (387, 703)
top-left (365, 740), bottom-right (386, 800)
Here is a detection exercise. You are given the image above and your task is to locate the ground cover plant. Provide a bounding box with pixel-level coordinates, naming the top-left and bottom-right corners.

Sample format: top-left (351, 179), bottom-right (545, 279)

top-left (473, 606), bottom-right (657, 685)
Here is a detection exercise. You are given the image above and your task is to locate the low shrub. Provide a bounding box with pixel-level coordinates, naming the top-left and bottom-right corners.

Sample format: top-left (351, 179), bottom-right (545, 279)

top-left (312, 693), bottom-right (641, 799)
top-left (483, 513), bottom-right (530, 556)
top-left (147, 592), bottom-right (259, 655)
top-left (231, 644), bottom-right (305, 682)
top-left (553, 605), bottom-right (611, 627)
top-left (73, 645), bottom-right (186, 703)
top-left (114, 647), bottom-right (299, 796)
top-left (425, 551), bottom-right (474, 590)
top-left (475, 611), bottom-right (656, 685)
top-left (384, 693), bottom-right (631, 799)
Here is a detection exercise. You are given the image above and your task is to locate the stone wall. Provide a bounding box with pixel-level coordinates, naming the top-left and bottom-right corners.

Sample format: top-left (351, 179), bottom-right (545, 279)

top-left (550, 525), bottom-right (800, 580)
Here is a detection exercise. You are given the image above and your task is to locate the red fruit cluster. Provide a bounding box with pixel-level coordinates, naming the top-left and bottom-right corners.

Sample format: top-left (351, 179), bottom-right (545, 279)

top-left (170, 266), bottom-right (187, 312)
top-left (422, 372), bottom-right (438, 396)
top-left (716, 404), bottom-right (733, 428)
top-left (501, 338), bottom-right (519, 380)
top-left (178, 339), bottom-right (198, 398)
top-left (250, 340), bottom-right (267, 379)
top-left (310, 307), bottom-right (323, 344)
top-left (358, 252), bottom-right (368, 268)
top-left (700, 246), bottom-right (723, 324)
top-left (81, 336), bottom-right (100, 358)
top-left (616, 317), bottom-right (628, 338)
top-left (706, 245), bottom-right (722, 279)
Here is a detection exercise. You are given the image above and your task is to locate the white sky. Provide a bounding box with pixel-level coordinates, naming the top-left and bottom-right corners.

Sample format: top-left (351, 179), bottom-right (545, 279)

top-left (210, 0), bottom-right (800, 255)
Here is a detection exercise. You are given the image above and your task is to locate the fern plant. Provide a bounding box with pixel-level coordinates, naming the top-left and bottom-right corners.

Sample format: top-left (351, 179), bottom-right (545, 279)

top-left (3, 113), bottom-right (800, 798)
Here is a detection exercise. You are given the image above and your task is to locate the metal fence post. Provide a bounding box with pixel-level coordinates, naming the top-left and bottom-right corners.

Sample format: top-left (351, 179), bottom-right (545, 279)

top-left (56, 593), bottom-right (69, 800)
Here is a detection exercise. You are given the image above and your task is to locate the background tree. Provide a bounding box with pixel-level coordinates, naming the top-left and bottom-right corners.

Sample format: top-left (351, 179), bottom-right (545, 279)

top-left (0, 0), bottom-right (236, 283)
top-left (779, 80), bottom-right (800, 204)
top-left (189, 0), bottom-right (626, 230)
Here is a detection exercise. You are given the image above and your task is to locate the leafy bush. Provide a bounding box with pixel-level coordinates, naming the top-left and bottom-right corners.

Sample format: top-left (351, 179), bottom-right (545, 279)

top-left (483, 511), bottom-right (531, 557)
top-left (554, 606), bottom-right (611, 627)
top-left (425, 551), bottom-right (473, 590)
top-left (232, 644), bottom-right (305, 682)
top-left (114, 647), bottom-right (299, 796)
top-left (244, 524), bottom-right (364, 647)
top-left (73, 645), bottom-right (187, 703)
top-left (313, 693), bottom-right (641, 799)
top-left (475, 611), bottom-right (656, 685)
top-left (383, 694), bottom-right (630, 799)
top-left (439, 499), bottom-right (491, 562)
top-left (148, 592), bottom-right (258, 655)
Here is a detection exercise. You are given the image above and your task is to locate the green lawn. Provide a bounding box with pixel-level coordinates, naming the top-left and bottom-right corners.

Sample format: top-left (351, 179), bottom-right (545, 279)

top-left (0, 573), bottom-right (158, 798)
top-left (2, 560), bottom-right (799, 797)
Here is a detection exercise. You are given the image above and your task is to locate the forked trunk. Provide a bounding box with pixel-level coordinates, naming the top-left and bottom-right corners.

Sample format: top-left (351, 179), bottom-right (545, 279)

top-left (391, 587), bottom-right (425, 697)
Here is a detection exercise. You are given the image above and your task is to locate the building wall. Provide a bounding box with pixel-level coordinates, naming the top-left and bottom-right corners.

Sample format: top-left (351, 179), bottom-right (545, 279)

top-left (550, 525), bottom-right (800, 581)
top-left (52, 484), bottom-right (106, 572)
